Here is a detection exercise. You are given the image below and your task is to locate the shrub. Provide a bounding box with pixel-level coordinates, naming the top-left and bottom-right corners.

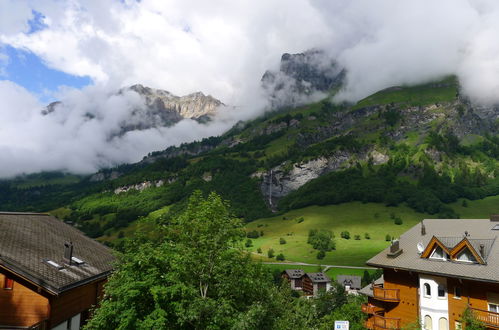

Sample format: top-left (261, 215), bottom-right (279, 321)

top-left (354, 234), bottom-right (361, 240)
top-left (316, 250), bottom-right (326, 260)
top-left (268, 248), bottom-right (275, 258)
top-left (297, 217), bottom-right (305, 223)
top-left (246, 230), bottom-right (260, 239)
top-left (260, 230), bottom-right (264, 236)
top-left (364, 233), bottom-right (371, 239)
top-left (385, 234), bottom-right (392, 241)
top-left (462, 199), bottom-right (468, 207)
top-left (340, 231), bottom-right (350, 239)
top-left (257, 247), bottom-right (262, 254)
top-left (245, 239), bottom-right (253, 248)
top-left (394, 217), bottom-right (403, 225)
top-left (279, 237), bottom-right (287, 245)
top-left (276, 253), bottom-right (285, 261)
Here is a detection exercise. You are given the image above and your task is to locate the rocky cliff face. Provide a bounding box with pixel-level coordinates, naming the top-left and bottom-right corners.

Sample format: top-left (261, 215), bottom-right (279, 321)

top-left (261, 49), bottom-right (345, 108)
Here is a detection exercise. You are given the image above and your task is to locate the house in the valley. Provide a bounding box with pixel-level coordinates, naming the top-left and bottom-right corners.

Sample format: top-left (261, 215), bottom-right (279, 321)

top-left (302, 272), bottom-right (331, 297)
top-left (0, 212), bottom-right (115, 329)
top-left (361, 217), bottom-right (499, 330)
top-left (281, 269), bottom-right (305, 290)
top-left (337, 275), bottom-right (362, 293)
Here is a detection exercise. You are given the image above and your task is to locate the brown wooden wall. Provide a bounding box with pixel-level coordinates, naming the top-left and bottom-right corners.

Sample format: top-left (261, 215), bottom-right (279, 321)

top-left (447, 278), bottom-right (499, 329)
top-left (49, 279), bottom-right (107, 327)
top-left (302, 276), bottom-right (313, 295)
top-left (0, 273), bottom-right (49, 326)
top-left (383, 268), bottom-right (419, 328)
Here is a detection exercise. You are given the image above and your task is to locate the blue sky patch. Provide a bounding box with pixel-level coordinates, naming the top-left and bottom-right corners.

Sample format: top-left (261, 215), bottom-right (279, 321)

top-left (2, 46), bottom-right (91, 103)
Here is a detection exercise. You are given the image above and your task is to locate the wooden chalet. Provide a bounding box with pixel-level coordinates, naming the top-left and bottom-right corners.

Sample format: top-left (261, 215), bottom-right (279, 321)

top-left (281, 269), bottom-right (305, 290)
top-left (360, 217), bottom-right (499, 330)
top-left (302, 272), bottom-right (331, 297)
top-left (0, 212), bottom-right (115, 329)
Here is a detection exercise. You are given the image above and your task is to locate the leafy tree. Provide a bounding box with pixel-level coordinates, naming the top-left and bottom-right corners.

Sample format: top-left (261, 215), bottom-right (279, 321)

top-left (257, 247), bottom-right (262, 254)
top-left (245, 239), bottom-right (253, 247)
top-left (385, 234), bottom-right (392, 241)
top-left (340, 231), bottom-right (350, 240)
top-left (461, 308), bottom-right (485, 330)
top-left (86, 191), bottom-right (290, 329)
top-left (308, 229), bottom-right (335, 251)
top-left (364, 233), bottom-right (370, 239)
top-left (316, 250), bottom-right (326, 260)
top-left (279, 237), bottom-right (287, 245)
top-left (268, 248), bottom-right (275, 259)
top-left (315, 282), bottom-right (348, 318)
top-left (276, 253), bottom-right (285, 261)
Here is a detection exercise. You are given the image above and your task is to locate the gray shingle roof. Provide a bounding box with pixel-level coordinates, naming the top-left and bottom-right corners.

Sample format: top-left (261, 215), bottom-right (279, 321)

top-left (284, 269), bottom-right (305, 279)
top-left (359, 275), bottom-right (383, 297)
top-left (367, 219), bottom-right (499, 283)
top-left (306, 272), bottom-right (331, 283)
top-left (0, 212), bottom-right (115, 294)
top-left (336, 275), bottom-right (361, 290)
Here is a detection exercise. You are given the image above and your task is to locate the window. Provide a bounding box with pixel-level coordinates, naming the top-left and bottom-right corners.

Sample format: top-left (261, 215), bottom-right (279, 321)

top-left (3, 277), bottom-right (13, 290)
top-left (424, 315), bottom-right (433, 330)
top-left (438, 285), bottom-right (446, 298)
top-left (456, 248), bottom-right (476, 263)
top-left (454, 286), bottom-right (462, 299)
top-left (439, 317), bottom-right (448, 330)
top-left (430, 246), bottom-right (447, 260)
top-left (489, 303), bottom-right (499, 313)
top-left (424, 283), bottom-right (431, 297)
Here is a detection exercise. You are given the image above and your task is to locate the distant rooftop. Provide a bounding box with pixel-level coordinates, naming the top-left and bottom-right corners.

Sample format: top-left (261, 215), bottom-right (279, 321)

top-left (0, 212), bottom-right (115, 294)
top-left (306, 272), bottom-right (331, 283)
top-left (283, 269), bottom-right (305, 279)
top-left (337, 275), bottom-right (362, 290)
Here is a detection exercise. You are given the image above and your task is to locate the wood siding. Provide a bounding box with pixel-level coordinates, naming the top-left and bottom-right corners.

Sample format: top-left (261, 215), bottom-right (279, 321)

top-left (0, 273), bottom-right (49, 326)
top-left (302, 276), bottom-right (313, 295)
top-left (447, 278), bottom-right (499, 329)
top-left (381, 268), bottom-right (419, 328)
top-left (49, 279), bottom-right (107, 327)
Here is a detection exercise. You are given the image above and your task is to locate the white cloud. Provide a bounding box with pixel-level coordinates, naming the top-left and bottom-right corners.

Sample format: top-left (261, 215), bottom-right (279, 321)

top-left (2, 1), bottom-right (499, 176)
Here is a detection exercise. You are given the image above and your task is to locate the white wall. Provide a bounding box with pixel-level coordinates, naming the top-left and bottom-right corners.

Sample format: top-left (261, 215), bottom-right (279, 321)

top-left (419, 274), bottom-right (449, 330)
top-left (51, 313), bottom-right (81, 330)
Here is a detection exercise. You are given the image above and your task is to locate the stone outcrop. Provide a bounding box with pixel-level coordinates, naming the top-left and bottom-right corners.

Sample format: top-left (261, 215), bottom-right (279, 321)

top-left (113, 179), bottom-right (165, 194)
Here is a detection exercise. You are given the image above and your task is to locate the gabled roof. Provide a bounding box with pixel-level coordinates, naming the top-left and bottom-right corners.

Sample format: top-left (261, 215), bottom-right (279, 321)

top-left (420, 236), bottom-right (451, 258)
top-left (336, 275), bottom-right (361, 289)
top-left (0, 212), bottom-right (115, 295)
top-left (283, 269), bottom-right (305, 279)
top-left (367, 219), bottom-right (499, 283)
top-left (306, 272), bottom-right (331, 283)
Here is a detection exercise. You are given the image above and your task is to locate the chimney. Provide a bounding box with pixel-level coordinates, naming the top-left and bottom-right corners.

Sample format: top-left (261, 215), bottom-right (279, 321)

top-left (491, 214), bottom-right (499, 222)
top-left (387, 239), bottom-right (403, 258)
top-left (64, 241), bottom-right (73, 264)
top-left (421, 221), bottom-right (426, 236)
top-left (479, 244), bottom-right (485, 258)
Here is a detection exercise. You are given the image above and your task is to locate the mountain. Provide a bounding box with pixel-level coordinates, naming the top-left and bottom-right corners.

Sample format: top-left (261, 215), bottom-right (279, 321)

top-left (3, 52), bottom-right (499, 246)
top-left (42, 84), bottom-right (224, 134)
top-left (261, 49), bottom-right (345, 108)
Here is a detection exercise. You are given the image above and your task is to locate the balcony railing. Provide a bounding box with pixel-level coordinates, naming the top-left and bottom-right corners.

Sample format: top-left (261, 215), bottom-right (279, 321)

top-left (373, 315), bottom-right (401, 330)
top-left (362, 303), bottom-right (384, 314)
top-left (372, 284), bottom-right (400, 302)
top-left (470, 308), bottom-right (499, 328)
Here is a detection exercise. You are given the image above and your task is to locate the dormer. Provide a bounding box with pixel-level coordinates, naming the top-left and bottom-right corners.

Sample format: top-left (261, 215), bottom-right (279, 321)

top-left (421, 236), bottom-right (450, 260)
top-left (420, 235), bottom-right (487, 265)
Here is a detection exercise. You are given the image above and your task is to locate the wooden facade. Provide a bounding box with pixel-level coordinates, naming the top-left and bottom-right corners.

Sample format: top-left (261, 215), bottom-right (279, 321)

top-left (364, 268), bottom-right (499, 330)
top-left (0, 269), bottom-right (107, 328)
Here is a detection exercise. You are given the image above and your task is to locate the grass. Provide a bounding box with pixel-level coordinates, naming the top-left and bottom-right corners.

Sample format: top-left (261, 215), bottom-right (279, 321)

top-left (353, 76), bottom-right (458, 110)
top-left (245, 202), bottom-right (430, 266)
top-left (246, 196), bottom-right (499, 267)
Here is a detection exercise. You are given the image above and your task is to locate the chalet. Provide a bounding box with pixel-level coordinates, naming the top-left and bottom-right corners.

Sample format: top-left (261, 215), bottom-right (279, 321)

top-left (0, 212), bottom-right (115, 329)
top-left (361, 217), bottom-right (499, 330)
top-left (302, 272), bottom-right (331, 297)
top-left (336, 275), bottom-right (361, 292)
top-left (281, 269), bottom-right (305, 290)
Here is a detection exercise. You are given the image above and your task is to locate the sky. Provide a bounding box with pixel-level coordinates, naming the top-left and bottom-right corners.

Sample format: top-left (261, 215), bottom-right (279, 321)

top-left (2, 0), bottom-right (499, 177)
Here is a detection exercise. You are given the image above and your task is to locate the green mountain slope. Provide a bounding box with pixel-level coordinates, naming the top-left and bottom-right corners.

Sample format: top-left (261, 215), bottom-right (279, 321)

top-left (2, 76), bottom-right (499, 250)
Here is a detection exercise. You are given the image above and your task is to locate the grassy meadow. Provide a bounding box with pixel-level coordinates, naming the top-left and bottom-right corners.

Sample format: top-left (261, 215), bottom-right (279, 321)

top-left (245, 196), bottom-right (499, 267)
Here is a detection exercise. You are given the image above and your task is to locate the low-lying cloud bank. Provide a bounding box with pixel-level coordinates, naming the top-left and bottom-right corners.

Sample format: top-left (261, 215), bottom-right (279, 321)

top-left (2, 0), bottom-right (499, 177)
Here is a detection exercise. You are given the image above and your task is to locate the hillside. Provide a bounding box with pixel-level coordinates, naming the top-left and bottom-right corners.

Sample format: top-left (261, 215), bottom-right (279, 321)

top-left (1, 75), bottom-right (499, 262)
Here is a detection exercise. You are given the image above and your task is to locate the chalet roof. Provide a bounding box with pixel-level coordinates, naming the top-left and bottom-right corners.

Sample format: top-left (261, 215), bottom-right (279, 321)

top-left (336, 275), bottom-right (361, 290)
top-left (283, 269), bottom-right (305, 279)
top-left (0, 212), bottom-right (115, 295)
top-left (358, 275), bottom-right (383, 297)
top-left (306, 272), bottom-right (331, 283)
top-left (367, 219), bottom-right (499, 283)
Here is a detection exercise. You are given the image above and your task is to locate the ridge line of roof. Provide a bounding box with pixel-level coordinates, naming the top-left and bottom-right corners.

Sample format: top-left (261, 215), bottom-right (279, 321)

top-left (0, 211), bottom-right (49, 216)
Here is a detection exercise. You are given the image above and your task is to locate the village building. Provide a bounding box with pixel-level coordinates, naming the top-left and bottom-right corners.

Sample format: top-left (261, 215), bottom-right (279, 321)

top-left (336, 275), bottom-right (361, 293)
top-left (0, 212), bottom-right (115, 329)
top-left (302, 272), bottom-right (331, 297)
top-left (361, 217), bottom-right (499, 330)
top-left (281, 269), bottom-right (305, 290)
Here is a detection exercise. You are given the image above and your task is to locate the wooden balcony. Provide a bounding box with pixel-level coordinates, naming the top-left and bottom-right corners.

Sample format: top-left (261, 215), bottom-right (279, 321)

top-left (373, 315), bottom-right (401, 330)
top-left (362, 303), bottom-right (384, 314)
top-left (470, 308), bottom-right (499, 329)
top-left (365, 317), bottom-right (374, 329)
top-left (372, 284), bottom-right (400, 302)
